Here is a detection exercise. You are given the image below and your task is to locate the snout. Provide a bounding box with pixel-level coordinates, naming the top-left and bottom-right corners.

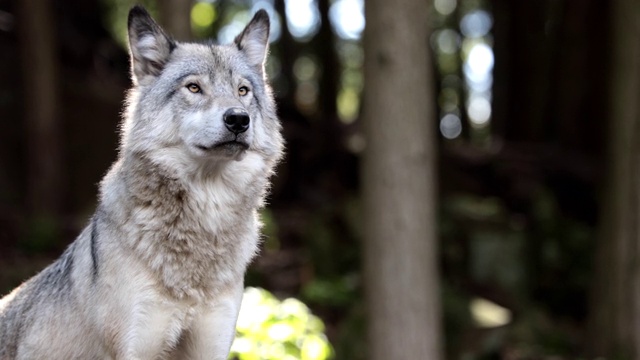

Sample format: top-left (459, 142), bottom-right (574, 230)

top-left (223, 108), bottom-right (250, 135)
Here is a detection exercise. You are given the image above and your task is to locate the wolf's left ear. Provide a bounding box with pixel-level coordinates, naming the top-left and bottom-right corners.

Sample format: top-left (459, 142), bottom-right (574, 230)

top-left (127, 6), bottom-right (175, 85)
top-left (234, 10), bottom-right (270, 70)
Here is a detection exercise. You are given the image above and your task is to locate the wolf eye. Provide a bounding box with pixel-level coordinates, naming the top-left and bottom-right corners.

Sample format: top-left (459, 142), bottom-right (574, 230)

top-left (238, 86), bottom-right (250, 96)
top-left (186, 83), bottom-right (201, 93)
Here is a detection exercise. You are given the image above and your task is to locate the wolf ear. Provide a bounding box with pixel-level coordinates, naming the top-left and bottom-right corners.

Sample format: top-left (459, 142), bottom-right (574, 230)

top-left (127, 6), bottom-right (175, 85)
top-left (234, 10), bottom-right (270, 69)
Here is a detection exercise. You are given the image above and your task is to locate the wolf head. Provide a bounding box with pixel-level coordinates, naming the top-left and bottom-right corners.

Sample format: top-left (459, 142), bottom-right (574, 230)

top-left (121, 6), bottom-right (283, 176)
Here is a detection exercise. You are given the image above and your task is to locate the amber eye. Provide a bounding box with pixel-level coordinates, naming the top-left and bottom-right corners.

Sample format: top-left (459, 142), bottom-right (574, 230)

top-left (238, 86), bottom-right (249, 96)
top-left (186, 83), bottom-right (201, 93)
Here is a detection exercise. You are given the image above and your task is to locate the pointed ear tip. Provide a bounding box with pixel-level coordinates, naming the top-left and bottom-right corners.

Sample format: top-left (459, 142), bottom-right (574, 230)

top-left (128, 5), bottom-right (150, 26)
top-left (253, 9), bottom-right (270, 25)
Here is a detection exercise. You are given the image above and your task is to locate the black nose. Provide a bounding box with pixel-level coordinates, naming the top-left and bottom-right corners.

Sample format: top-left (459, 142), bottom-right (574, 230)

top-left (223, 108), bottom-right (250, 135)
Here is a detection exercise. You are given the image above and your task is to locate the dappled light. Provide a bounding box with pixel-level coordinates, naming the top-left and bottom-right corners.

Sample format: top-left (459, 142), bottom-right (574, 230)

top-left (432, 2), bottom-right (493, 143)
top-left (440, 113), bottom-right (463, 139)
top-left (231, 287), bottom-right (333, 360)
top-left (435, 0), bottom-right (457, 16)
top-left (465, 43), bottom-right (493, 82)
top-left (470, 297), bottom-right (512, 328)
top-left (435, 29), bottom-right (460, 55)
top-left (460, 10), bottom-right (492, 38)
top-left (336, 42), bottom-right (363, 124)
top-left (284, 0), bottom-right (319, 41)
top-left (467, 95), bottom-right (491, 125)
top-left (329, 0), bottom-right (364, 40)
top-left (191, 2), bottom-right (217, 33)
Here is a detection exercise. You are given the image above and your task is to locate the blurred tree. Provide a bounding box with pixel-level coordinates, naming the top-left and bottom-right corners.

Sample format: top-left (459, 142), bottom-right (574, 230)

top-left (18, 0), bottom-right (64, 247)
top-left (588, 0), bottom-right (640, 357)
top-left (158, 0), bottom-right (192, 41)
top-left (362, 0), bottom-right (442, 359)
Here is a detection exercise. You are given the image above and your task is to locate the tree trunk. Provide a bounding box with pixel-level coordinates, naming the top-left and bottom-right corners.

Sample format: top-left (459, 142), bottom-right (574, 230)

top-left (362, 0), bottom-right (442, 358)
top-left (158, 0), bottom-right (192, 41)
top-left (588, 0), bottom-right (640, 357)
top-left (18, 0), bottom-right (63, 239)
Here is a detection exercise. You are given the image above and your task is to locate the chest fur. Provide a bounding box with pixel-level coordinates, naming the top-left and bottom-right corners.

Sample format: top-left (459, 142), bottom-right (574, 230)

top-left (124, 170), bottom-right (261, 301)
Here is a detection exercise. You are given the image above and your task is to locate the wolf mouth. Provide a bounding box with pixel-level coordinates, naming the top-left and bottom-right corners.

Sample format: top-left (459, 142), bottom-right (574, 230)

top-left (197, 140), bottom-right (249, 152)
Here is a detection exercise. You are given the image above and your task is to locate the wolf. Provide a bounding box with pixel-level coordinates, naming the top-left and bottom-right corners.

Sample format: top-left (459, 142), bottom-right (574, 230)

top-left (0, 5), bottom-right (283, 359)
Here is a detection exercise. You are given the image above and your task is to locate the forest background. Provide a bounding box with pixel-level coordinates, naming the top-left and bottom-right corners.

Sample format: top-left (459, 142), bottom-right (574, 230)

top-left (1, 0), bottom-right (639, 359)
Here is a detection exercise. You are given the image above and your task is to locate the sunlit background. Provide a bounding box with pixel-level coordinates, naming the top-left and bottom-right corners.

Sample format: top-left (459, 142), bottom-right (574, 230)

top-left (108, 0), bottom-right (494, 145)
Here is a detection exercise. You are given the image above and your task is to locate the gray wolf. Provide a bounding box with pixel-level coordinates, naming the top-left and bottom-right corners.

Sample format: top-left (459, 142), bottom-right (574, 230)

top-left (0, 6), bottom-right (283, 359)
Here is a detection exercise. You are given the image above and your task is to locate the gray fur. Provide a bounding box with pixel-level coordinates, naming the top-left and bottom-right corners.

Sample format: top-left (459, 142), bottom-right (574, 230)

top-left (0, 6), bottom-right (283, 359)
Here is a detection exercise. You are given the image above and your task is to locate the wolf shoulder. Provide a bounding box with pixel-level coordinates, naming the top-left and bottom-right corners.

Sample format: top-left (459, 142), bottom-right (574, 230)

top-left (0, 224), bottom-right (100, 358)
top-left (0, 219), bottom-right (155, 359)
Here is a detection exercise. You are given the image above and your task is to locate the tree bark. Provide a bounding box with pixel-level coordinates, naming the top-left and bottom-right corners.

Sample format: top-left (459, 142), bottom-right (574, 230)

top-left (588, 0), bottom-right (640, 357)
top-left (18, 0), bottom-right (63, 228)
top-left (158, 0), bottom-right (192, 41)
top-left (362, 0), bottom-right (442, 358)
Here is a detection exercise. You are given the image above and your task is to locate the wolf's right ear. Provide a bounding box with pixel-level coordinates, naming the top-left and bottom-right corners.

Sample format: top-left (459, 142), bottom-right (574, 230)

top-left (234, 10), bottom-right (270, 71)
top-left (127, 6), bottom-right (175, 85)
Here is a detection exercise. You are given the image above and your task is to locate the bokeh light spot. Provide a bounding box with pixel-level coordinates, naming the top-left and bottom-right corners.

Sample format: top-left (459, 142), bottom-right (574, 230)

top-left (467, 96), bottom-right (492, 125)
top-left (285, 0), bottom-right (320, 40)
top-left (460, 10), bottom-right (493, 38)
top-left (434, 0), bottom-right (457, 16)
top-left (329, 0), bottom-right (365, 40)
top-left (440, 114), bottom-right (462, 139)
top-left (191, 2), bottom-right (216, 29)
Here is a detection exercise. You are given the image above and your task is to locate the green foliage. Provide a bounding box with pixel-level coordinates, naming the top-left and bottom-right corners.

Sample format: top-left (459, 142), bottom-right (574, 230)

top-left (302, 276), bottom-right (357, 308)
top-left (230, 287), bottom-right (334, 360)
